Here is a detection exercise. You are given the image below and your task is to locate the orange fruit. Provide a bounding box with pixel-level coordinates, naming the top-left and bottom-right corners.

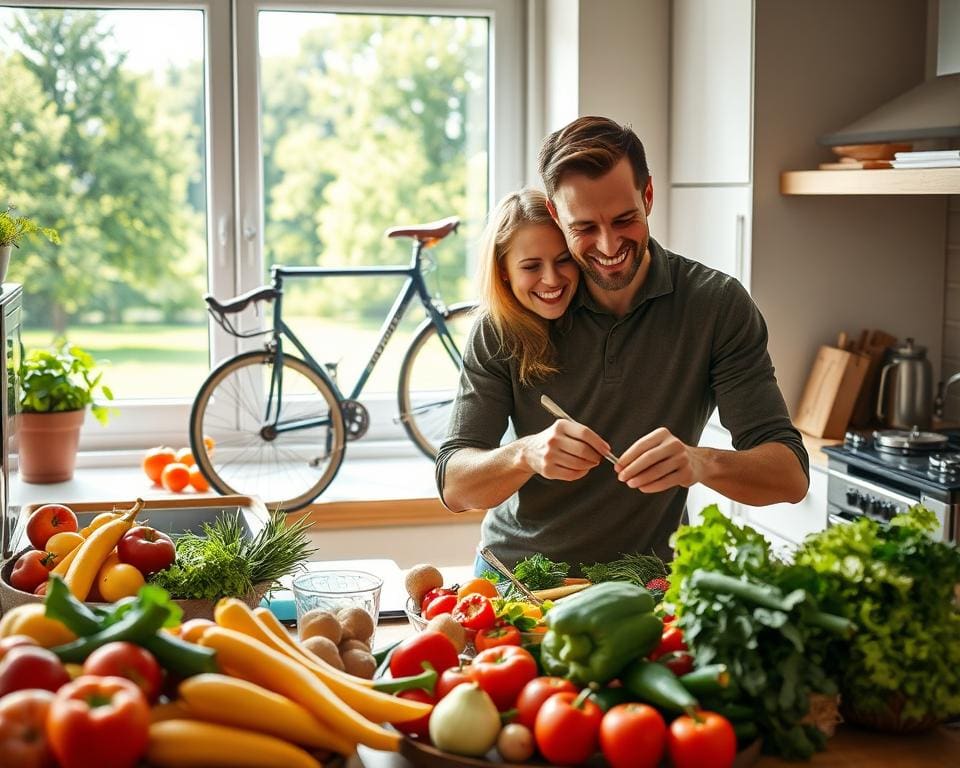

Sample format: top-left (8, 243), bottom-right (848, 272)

top-left (175, 447), bottom-right (195, 466)
top-left (188, 467), bottom-right (209, 493)
top-left (203, 435), bottom-right (215, 454)
top-left (142, 447), bottom-right (176, 483)
top-left (98, 562), bottom-right (145, 602)
top-left (457, 577), bottom-right (500, 600)
top-left (160, 462), bottom-right (191, 492)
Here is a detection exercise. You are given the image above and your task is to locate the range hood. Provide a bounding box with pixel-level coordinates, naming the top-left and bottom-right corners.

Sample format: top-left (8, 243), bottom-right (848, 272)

top-left (820, 0), bottom-right (960, 146)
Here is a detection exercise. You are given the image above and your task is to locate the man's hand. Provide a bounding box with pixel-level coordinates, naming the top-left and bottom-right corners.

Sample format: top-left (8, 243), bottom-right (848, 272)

top-left (615, 427), bottom-right (698, 492)
top-left (520, 419), bottom-right (610, 481)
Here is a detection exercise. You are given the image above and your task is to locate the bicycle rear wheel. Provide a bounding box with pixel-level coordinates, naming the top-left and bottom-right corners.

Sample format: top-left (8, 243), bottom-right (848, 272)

top-left (189, 351), bottom-right (346, 511)
top-left (398, 302), bottom-right (477, 459)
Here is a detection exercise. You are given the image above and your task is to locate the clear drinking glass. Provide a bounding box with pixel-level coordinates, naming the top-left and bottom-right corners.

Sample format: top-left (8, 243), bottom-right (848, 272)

top-left (292, 569), bottom-right (383, 644)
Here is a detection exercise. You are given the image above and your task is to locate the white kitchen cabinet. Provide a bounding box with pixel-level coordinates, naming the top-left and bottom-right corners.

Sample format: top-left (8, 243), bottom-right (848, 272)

top-left (667, 186), bottom-right (752, 286)
top-left (740, 464), bottom-right (828, 545)
top-left (686, 419), bottom-right (736, 525)
top-left (670, 0), bottom-right (753, 184)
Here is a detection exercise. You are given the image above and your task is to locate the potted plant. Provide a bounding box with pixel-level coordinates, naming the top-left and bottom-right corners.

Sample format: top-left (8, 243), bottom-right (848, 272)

top-left (0, 205), bottom-right (61, 283)
top-left (17, 341), bottom-right (114, 483)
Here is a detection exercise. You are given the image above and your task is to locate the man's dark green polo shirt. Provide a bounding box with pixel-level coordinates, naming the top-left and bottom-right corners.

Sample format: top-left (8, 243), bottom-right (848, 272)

top-left (436, 238), bottom-right (808, 571)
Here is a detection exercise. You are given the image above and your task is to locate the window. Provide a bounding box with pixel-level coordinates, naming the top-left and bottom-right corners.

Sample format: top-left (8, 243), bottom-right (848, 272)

top-left (0, 0), bottom-right (523, 453)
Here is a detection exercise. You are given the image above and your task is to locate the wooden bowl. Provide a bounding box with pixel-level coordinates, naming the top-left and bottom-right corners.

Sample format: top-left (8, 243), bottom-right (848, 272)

top-left (831, 143), bottom-right (911, 161)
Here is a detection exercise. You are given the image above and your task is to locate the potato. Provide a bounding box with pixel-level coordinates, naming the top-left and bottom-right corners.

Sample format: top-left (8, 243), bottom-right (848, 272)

top-left (337, 606), bottom-right (375, 642)
top-left (299, 609), bottom-right (342, 645)
top-left (338, 638), bottom-right (370, 655)
top-left (404, 563), bottom-right (444, 604)
top-left (341, 648), bottom-right (377, 679)
top-left (426, 613), bottom-right (466, 653)
top-left (301, 635), bottom-right (345, 670)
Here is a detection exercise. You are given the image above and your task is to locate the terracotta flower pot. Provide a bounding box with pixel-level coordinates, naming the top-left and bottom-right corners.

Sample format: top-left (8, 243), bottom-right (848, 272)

top-left (17, 409), bottom-right (86, 483)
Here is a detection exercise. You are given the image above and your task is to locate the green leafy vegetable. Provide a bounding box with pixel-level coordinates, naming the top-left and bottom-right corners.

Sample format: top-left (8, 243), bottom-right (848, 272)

top-left (512, 553), bottom-right (570, 590)
top-left (581, 552), bottom-right (667, 587)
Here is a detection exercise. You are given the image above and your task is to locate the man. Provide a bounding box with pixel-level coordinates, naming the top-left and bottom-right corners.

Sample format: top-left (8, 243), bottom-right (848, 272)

top-left (436, 116), bottom-right (808, 570)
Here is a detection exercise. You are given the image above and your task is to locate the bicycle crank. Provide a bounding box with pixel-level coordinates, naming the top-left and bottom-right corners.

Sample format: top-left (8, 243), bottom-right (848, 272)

top-left (341, 399), bottom-right (370, 441)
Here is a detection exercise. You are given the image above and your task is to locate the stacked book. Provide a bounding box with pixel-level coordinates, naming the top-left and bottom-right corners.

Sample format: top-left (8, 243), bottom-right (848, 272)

top-left (891, 150), bottom-right (960, 169)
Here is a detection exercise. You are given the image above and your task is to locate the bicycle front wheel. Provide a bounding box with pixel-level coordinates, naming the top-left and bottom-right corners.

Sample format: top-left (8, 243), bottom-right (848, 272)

top-left (398, 303), bottom-right (477, 459)
top-left (189, 351), bottom-right (346, 511)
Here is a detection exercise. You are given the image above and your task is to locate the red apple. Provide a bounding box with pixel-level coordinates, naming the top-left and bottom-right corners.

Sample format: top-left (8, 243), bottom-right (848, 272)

top-left (117, 526), bottom-right (175, 575)
top-left (25, 504), bottom-right (78, 551)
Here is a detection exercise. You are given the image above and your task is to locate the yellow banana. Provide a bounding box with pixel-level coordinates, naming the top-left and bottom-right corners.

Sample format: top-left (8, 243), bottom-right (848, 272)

top-left (64, 499), bottom-right (144, 599)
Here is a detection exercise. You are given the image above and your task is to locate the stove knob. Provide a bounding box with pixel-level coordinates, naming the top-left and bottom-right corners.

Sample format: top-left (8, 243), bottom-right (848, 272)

top-left (845, 489), bottom-right (859, 507)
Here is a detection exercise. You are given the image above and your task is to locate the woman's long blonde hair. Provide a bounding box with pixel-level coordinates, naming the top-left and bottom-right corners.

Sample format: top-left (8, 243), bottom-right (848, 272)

top-left (477, 187), bottom-right (567, 386)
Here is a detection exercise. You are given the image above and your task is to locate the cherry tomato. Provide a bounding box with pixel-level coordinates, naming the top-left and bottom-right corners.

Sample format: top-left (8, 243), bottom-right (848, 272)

top-left (667, 711), bottom-right (737, 768)
top-left (10, 551), bottom-right (56, 593)
top-left (451, 593), bottom-right (496, 631)
top-left (649, 625), bottom-right (687, 661)
top-left (392, 688), bottom-right (435, 738)
top-left (25, 504), bottom-right (78, 550)
top-left (467, 645), bottom-right (538, 711)
top-left (422, 594), bottom-right (458, 620)
top-left (516, 676), bottom-right (578, 729)
top-left (475, 624), bottom-right (521, 652)
top-left (435, 666), bottom-right (472, 700)
top-left (389, 631), bottom-right (460, 678)
top-left (534, 690), bottom-right (603, 766)
top-left (420, 587), bottom-right (457, 614)
top-left (662, 651), bottom-right (695, 676)
top-left (116, 526), bottom-right (176, 575)
top-left (47, 675), bottom-right (150, 768)
top-left (0, 646), bottom-right (70, 697)
top-left (0, 688), bottom-right (56, 768)
top-left (82, 642), bottom-right (164, 703)
top-left (599, 702), bottom-right (667, 768)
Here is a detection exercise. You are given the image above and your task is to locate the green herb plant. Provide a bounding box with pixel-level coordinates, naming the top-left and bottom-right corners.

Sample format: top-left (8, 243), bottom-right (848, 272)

top-left (19, 340), bottom-right (115, 425)
top-left (581, 552), bottom-right (667, 587)
top-left (512, 553), bottom-right (570, 591)
top-left (0, 205), bottom-right (60, 248)
top-left (795, 505), bottom-right (960, 728)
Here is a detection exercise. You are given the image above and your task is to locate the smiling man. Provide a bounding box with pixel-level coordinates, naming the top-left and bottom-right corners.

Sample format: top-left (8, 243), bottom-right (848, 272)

top-left (437, 116), bottom-right (809, 571)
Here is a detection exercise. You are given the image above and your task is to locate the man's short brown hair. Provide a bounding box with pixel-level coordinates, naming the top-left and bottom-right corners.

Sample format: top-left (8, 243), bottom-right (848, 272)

top-left (538, 116), bottom-right (649, 199)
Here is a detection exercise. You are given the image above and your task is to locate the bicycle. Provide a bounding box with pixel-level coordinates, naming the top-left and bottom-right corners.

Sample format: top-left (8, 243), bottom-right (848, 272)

top-left (189, 216), bottom-right (476, 511)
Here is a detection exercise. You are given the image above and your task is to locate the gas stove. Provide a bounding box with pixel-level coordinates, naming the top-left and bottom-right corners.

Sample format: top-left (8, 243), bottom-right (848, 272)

top-left (822, 429), bottom-right (959, 541)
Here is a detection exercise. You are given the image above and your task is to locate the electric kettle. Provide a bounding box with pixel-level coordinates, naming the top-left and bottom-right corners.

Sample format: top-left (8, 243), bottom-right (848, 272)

top-left (875, 338), bottom-right (934, 430)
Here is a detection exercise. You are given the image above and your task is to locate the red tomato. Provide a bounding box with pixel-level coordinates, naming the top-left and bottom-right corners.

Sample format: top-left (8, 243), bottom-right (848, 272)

top-left (600, 702), bottom-right (667, 768)
top-left (392, 688), bottom-right (435, 738)
top-left (475, 624), bottom-right (521, 652)
top-left (0, 647), bottom-right (70, 697)
top-left (662, 651), bottom-right (695, 676)
top-left (451, 593), bottom-right (496, 631)
top-left (534, 690), bottom-right (603, 766)
top-left (422, 594), bottom-right (457, 620)
top-left (81, 642), bottom-right (164, 703)
top-left (47, 675), bottom-right (150, 768)
top-left (0, 688), bottom-right (56, 768)
top-left (420, 587), bottom-right (457, 614)
top-left (0, 636), bottom-right (38, 663)
top-left (467, 645), bottom-right (538, 711)
top-left (649, 625), bottom-right (687, 661)
top-left (668, 711), bottom-right (737, 768)
top-left (389, 631), bottom-right (460, 679)
top-left (25, 504), bottom-right (78, 551)
top-left (116, 526), bottom-right (175, 575)
top-left (435, 666), bottom-right (472, 700)
top-left (516, 676), bottom-right (578, 729)
top-left (10, 551), bottom-right (56, 593)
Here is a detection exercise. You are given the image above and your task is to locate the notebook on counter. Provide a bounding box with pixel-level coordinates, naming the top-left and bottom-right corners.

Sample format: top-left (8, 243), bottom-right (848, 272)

top-left (260, 558), bottom-right (408, 622)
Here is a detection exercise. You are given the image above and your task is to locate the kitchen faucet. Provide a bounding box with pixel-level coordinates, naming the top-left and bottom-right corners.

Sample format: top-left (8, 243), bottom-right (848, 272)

top-left (935, 371), bottom-right (960, 419)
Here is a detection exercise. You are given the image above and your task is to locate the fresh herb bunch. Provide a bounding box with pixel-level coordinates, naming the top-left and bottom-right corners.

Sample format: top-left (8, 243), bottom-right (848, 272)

top-left (795, 505), bottom-right (960, 728)
top-left (669, 506), bottom-right (849, 759)
top-left (581, 552), bottom-right (667, 587)
top-left (512, 553), bottom-right (570, 590)
top-left (151, 509), bottom-right (315, 600)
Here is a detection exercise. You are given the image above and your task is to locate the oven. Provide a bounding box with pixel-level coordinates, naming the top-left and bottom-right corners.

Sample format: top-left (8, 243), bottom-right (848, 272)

top-left (822, 430), bottom-right (959, 542)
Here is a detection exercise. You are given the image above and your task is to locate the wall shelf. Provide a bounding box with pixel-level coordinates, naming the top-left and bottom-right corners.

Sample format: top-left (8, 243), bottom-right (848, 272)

top-left (780, 168), bottom-right (960, 195)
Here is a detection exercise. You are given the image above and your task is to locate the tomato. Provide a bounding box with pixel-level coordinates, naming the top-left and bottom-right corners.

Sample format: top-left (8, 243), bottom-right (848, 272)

top-left (599, 702), bottom-right (667, 768)
top-left (0, 688), bottom-right (56, 768)
top-left (475, 624), bottom-right (521, 652)
top-left (649, 625), bottom-right (688, 661)
top-left (47, 675), bottom-right (150, 768)
top-left (26, 504), bottom-right (78, 550)
top-left (0, 636), bottom-right (38, 663)
top-left (10, 551), bottom-right (56, 593)
top-left (422, 594), bottom-right (457, 620)
top-left (392, 688), bottom-right (435, 738)
top-left (516, 676), bottom-right (578, 729)
top-left (667, 711), bottom-right (737, 768)
top-left (389, 631), bottom-right (460, 679)
top-left (97, 563), bottom-right (145, 602)
top-left (435, 666), bottom-right (472, 700)
top-left (456, 577), bottom-right (500, 600)
top-left (0, 646), bottom-right (70, 697)
top-left (662, 651), bottom-right (695, 676)
top-left (116, 526), bottom-right (176, 575)
top-left (82, 642), bottom-right (163, 703)
top-left (467, 645), bottom-right (538, 711)
top-left (420, 587), bottom-right (457, 614)
top-left (45, 532), bottom-right (84, 567)
top-left (451, 594), bottom-right (496, 631)
top-left (534, 690), bottom-right (603, 766)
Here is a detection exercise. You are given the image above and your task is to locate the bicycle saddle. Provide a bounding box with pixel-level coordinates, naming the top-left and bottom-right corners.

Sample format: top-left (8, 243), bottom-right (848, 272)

top-left (385, 216), bottom-right (459, 242)
top-left (204, 286), bottom-right (278, 314)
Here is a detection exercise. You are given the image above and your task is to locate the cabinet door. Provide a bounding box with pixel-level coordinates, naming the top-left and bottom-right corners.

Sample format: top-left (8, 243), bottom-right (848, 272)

top-left (686, 420), bottom-right (736, 525)
top-left (667, 186), bottom-right (751, 287)
top-left (741, 466), bottom-right (828, 545)
top-left (670, 0), bottom-right (753, 184)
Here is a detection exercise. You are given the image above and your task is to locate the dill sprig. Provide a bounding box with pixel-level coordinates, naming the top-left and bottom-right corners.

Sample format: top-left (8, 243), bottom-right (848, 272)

top-left (580, 552), bottom-right (667, 587)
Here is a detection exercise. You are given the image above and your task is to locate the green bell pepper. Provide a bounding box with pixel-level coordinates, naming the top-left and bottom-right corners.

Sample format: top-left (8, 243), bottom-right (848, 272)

top-left (540, 581), bottom-right (662, 685)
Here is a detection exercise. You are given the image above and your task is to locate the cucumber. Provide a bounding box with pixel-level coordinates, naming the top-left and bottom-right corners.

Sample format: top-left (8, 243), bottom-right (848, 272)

top-left (679, 664), bottom-right (730, 697)
top-left (623, 659), bottom-right (698, 714)
top-left (714, 702), bottom-right (755, 722)
top-left (733, 720), bottom-right (759, 744)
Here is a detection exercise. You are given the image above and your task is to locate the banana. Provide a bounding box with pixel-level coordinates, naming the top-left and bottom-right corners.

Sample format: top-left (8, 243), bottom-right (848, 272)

top-left (64, 499), bottom-right (143, 599)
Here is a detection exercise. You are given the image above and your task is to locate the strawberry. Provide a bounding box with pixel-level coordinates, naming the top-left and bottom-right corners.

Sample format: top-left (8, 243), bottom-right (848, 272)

top-left (645, 577), bottom-right (670, 593)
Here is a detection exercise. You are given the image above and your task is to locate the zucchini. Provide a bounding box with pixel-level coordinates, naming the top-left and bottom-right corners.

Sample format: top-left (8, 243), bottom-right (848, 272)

top-left (623, 659), bottom-right (698, 715)
top-left (679, 664), bottom-right (730, 697)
